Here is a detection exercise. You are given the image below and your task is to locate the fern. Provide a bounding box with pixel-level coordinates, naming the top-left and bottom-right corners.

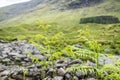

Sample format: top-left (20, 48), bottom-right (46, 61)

top-left (98, 64), bottom-right (120, 80)
top-left (115, 59), bottom-right (120, 68)
top-left (49, 52), bottom-right (63, 61)
top-left (66, 65), bottom-right (96, 79)
top-left (62, 45), bottom-right (77, 59)
top-left (36, 20), bottom-right (51, 31)
top-left (75, 49), bottom-right (96, 62)
top-left (23, 69), bottom-right (29, 80)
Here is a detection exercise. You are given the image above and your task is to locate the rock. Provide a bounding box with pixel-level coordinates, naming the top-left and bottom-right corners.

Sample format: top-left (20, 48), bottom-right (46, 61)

top-left (0, 66), bottom-right (7, 72)
top-left (57, 60), bottom-right (65, 64)
top-left (63, 72), bottom-right (72, 80)
top-left (53, 76), bottom-right (63, 80)
top-left (2, 58), bottom-right (11, 62)
top-left (76, 71), bottom-right (85, 78)
top-left (47, 68), bottom-right (56, 78)
top-left (2, 40), bottom-right (120, 80)
top-left (26, 77), bottom-right (33, 80)
top-left (23, 58), bottom-right (31, 62)
top-left (27, 64), bottom-right (36, 69)
top-left (44, 76), bottom-right (52, 80)
top-left (11, 74), bottom-right (23, 80)
top-left (73, 44), bottom-right (82, 49)
top-left (113, 56), bottom-right (120, 60)
top-left (27, 70), bottom-right (41, 79)
top-left (87, 78), bottom-right (96, 80)
top-left (74, 76), bottom-right (79, 80)
top-left (0, 40), bottom-right (41, 66)
top-left (32, 47), bottom-right (40, 54)
top-left (0, 40), bottom-right (6, 43)
top-left (0, 76), bottom-right (8, 80)
top-left (57, 68), bottom-right (66, 76)
top-left (68, 59), bottom-right (83, 66)
top-left (56, 64), bottom-right (67, 69)
top-left (56, 58), bottom-right (71, 68)
top-left (2, 54), bottom-right (8, 58)
top-left (11, 73), bottom-right (18, 79)
top-left (99, 55), bottom-right (114, 65)
top-left (36, 64), bottom-right (42, 68)
top-left (61, 53), bottom-right (69, 57)
top-left (87, 60), bottom-right (96, 67)
top-left (33, 55), bottom-right (44, 61)
top-left (0, 70), bottom-right (10, 76)
top-left (57, 58), bottom-right (71, 64)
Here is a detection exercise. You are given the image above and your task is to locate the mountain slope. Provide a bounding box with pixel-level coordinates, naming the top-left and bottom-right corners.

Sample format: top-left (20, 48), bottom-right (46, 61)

top-left (0, 0), bottom-right (120, 27)
top-left (44, 0), bottom-right (104, 9)
top-left (0, 0), bottom-right (43, 22)
top-left (0, 0), bottom-right (120, 55)
top-left (0, 0), bottom-right (105, 22)
top-left (0, 1), bottom-right (120, 80)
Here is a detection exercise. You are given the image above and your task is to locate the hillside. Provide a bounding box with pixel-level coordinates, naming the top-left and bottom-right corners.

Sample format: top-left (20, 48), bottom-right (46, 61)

top-left (0, 0), bottom-right (120, 80)
top-left (44, 0), bottom-right (104, 9)
top-left (0, 0), bottom-right (43, 22)
top-left (0, 0), bottom-right (120, 52)
top-left (0, 0), bottom-right (105, 23)
top-left (0, 0), bottom-right (120, 27)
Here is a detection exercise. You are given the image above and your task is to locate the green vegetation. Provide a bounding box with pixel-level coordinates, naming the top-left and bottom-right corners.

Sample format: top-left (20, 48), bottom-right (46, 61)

top-left (0, 0), bottom-right (120, 79)
top-left (0, 21), bottom-right (120, 79)
top-left (98, 64), bottom-right (120, 80)
top-left (80, 16), bottom-right (120, 24)
top-left (0, 21), bottom-right (120, 54)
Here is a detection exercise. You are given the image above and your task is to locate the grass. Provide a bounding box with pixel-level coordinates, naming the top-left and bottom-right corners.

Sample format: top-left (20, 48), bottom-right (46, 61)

top-left (0, 21), bottom-right (120, 54)
top-left (0, 0), bottom-right (120, 54)
top-left (0, 1), bottom-right (120, 79)
top-left (0, 0), bottom-right (120, 27)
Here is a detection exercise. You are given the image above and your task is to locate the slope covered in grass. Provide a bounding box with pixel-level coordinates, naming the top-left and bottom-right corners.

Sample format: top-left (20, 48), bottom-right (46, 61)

top-left (0, 0), bottom-right (120, 54)
top-left (0, 0), bottom-right (120, 79)
top-left (0, 0), bottom-right (120, 27)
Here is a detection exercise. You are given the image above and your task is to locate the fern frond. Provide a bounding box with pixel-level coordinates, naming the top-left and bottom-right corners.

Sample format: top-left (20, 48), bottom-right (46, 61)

top-left (66, 65), bottom-right (96, 75)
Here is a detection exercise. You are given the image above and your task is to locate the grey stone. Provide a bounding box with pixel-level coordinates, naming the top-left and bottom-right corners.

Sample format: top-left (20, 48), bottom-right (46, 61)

top-left (2, 54), bottom-right (8, 58)
top-left (73, 44), bottom-right (82, 49)
top-left (57, 60), bottom-right (65, 64)
top-left (0, 70), bottom-right (10, 76)
top-left (74, 76), bottom-right (79, 80)
top-left (87, 78), bottom-right (96, 80)
top-left (76, 71), bottom-right (85, 78)
top-left (36, 64), bottom-right (42, 68)
top-left (44, 77), bottom-right (52, 80)
top-left (8, 52), bottom-right (23, 57)
top-left (113, 56), bottom-right (120, 60)
top-left (0, 66), bottom-right (7, 72)
top-left (53, 76), bottom-right (63, 80)
top-left (2, 58), bottom-right (11, 63)
top-left (56, 64), bottom-right (67, 68)
top-left (0, 76), bottom-right (8, 80)
top-left (57, 68), bottom-right (66, 76)
top-left (68, 59), bottom-right (83, 66)
top-left (33, 55), bottom-right (44, 61)
top-left (11, 74), bottom-right (23, 80)
top-left (64, 73), bottom-right (72, 80)
top-left (47, 68), bottom-right (56, 77)
top-left (57, 58), bottom-right (71, 64)
top-left (87, 60), bottom-right (96, 67)
top-left (0, 40), bottom-right (41, 66)
top-left (99, 55), bottom-right (114, 65)
top-left (23, 58), bottom-right (31, 62)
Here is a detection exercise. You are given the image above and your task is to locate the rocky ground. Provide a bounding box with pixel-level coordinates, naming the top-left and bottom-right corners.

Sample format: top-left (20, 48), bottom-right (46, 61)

top-left (0, 40), bottom-right (120, 80)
